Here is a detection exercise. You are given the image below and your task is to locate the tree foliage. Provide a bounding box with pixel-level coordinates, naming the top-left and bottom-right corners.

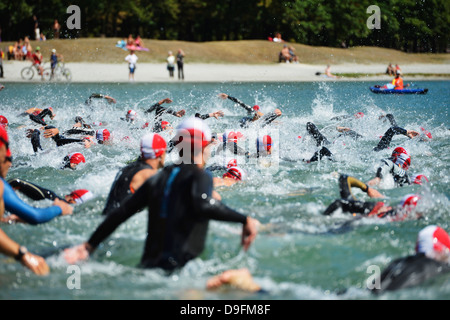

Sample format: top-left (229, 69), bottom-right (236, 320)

top-left (1, 0), bottom-right (448, 52)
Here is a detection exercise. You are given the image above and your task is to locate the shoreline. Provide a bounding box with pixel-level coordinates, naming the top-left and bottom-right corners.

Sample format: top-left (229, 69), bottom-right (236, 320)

top-left (1, 60), bottom-right (449, 83)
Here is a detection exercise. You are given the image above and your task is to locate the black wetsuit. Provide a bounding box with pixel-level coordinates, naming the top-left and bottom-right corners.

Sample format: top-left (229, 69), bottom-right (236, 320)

top-left (28, 108), bottom-right (53, 126)
top-left (85, 93), bottom-right (108, 105)
top-left (87, 164), bottom-right (248, 271)
top-left (322, 174), bottom-right (396, 217)
top-left (102, 159), bottom-right (153, 216)
top-left (8, 178), bottom-right (63, 201)
top-left (30, 127), bottom-right (85, 153)
top-left (373, 126), bottom-right (409, 152)
top-left (371, 253), bottom-right (450, 294)
top-left (144, 102), bottom-right (179, 123)
top-left (226, 96), bottom-right (281, 128)
top-left (304, 122), bottom-right (334, 163)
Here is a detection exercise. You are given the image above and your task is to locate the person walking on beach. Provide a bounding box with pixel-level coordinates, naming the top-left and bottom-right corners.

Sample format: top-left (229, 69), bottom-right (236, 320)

top-left (125, 49), bottom-right (138, 81)
top-left (176, 49), bottom-right (185, 80)
top-left (167, 51), bottom-right (175, 78)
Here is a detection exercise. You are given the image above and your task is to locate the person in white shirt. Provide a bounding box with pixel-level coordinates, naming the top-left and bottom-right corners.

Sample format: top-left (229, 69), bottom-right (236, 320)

top-left (125, 50), bottom-right (138, 81)
top-left (167, 51), bottom-right (175, 78)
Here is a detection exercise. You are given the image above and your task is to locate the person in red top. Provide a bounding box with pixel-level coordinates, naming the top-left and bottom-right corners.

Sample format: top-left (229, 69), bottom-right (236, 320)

top-left (31, 47), bottom-right (44, 76)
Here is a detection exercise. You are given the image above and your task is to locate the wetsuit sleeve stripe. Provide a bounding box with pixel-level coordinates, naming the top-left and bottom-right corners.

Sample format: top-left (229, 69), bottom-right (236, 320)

top-left (2, 179), bottom-right (62, 225)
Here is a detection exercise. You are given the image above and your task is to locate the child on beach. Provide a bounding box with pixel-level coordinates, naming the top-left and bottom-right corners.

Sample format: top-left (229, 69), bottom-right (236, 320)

top-left (125, 50), bottom-right (138, 81)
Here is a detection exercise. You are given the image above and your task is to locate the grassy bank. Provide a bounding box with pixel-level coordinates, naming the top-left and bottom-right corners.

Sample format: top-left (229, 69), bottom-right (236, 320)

top-left (2, 38), bottom-right (449, 65)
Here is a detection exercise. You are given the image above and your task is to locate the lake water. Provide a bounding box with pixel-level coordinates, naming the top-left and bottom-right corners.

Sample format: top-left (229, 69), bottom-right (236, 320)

top-left (0, 80), bottom-right (449, 300)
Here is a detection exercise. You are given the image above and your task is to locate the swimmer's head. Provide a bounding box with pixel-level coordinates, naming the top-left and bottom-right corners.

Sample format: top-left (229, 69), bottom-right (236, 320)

top-left (176, 117), bottom-right (212, 150)
top-left (256, 135), bottom-right (272, 153)
top-left (161, 121), bottom-right (171, 131)
top-left (0, 124), bottom-right (9, 152)
top-left (400, 194), bottom-right (420, 213)
top-left (140, 133), bottom-right (167, 160)
top-left (391, 147), bottom-right (411, 170)
top-left (96, 129), bottom-right (111, 144)
top-left (126, 110), bottom-right (137, 122)
top-left (65, 189), bottom-right (94, 204)
top-left (227, 158), bottom-right (237, 169)
top-left (354, 112), bottom-right (364, 119)
top-left (0, 115), bottom-right (8, 129)
top-left (253, 105), bottom-right (260, 111)
top-left (413, 174), bottom-right (429, 185)
top-left (223, 166), bottom-right (247, 181)
top-left (68, 152), bottom-right (86, 169)
top-left (416, 226), bottom-right (450, 263)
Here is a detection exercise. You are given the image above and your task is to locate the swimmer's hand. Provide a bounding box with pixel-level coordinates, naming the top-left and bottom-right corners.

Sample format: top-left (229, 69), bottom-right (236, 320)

top-left (176, 109), bottom-right (186, 118)
top-left (64, 243), bottom-right (92, 264)
top-left (54, 198), bottom-right (73, 216)
top-left (0, 84), bottom-right (4, 91)
top-left (407, 130), bottom-right (419, 139)
top-left (158, 98), bottom-right (173, 105)
top-left (218, 93), bottom-right (228, 100)
top-left (210, 110), bottom-right (224, 119)
top-left (21, 252), bottom-right (50, 276)
top-left (44, 128), bottom-right (59, 138)
top-left (241, 217), bottom-right (260, 251)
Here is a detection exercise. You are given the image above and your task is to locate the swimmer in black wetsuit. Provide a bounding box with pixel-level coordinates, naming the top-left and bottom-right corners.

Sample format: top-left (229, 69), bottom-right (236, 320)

top-left (322, 174), bottom-right (421, 220)
top-left (102, 133), bottom-right (167, 216)
top-left (27, 126), bottom-right (91, 152)
top-left (144, 98), bottom-right (185, 125)
top-left (64, 117), bottom-right (259, 272)
top-left (195, 110), bottom-right (224, 121)
top-left (371, 225), bottom-right (450, 294)
top-left (21, 107), bottom-right (55, 126)
top-left (85, 93), bottom-right (116, 105)
top-left (218, 93), bottom-right (282, 128)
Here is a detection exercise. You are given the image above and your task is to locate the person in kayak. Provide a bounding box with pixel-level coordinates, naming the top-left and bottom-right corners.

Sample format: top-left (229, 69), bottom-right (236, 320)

top-left (371, 225), bottom-right (450, 294)
top-left (64, 117), bottom-right (260, 272)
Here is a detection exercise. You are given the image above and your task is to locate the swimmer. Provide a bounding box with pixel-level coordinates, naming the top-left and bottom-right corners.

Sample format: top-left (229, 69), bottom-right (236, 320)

top-left (195, 110), bottom-right (225, 120)
top-left (322, 174), bottom-right (421, 221)
top-left (367, 147), bottom-right (412, 187)
top-left (218, 93), bottom-right (282, 128)
top-left (0, 115), bottom-right (8, 130)
top-left (27, 126), bottom-right (91, 151)
top-left (144, 98), bottom-right (186, 124)
top-left (64, 117), bottom-right (260, 271)
top-left (371, 225), bottom-right (450, 294)
top-left (22, 107), bottom-right (55, 126)
top-left (102, 133), bottom-right (167, 216)
top-left (85, 93), bottom-right (116, 105)
top-left (61, 152), bottom-right (86, 170)
top-left (0, 126), bottom-right (73, 225)
top-left (213, 166), bottom-right (247, 187)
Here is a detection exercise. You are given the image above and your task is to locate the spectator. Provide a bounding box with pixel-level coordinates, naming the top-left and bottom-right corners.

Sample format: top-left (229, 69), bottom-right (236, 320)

top-left (33, 15), bottom-right (40, 41)
top-left (325, 65), bottom-right (339, 79)
top-left (125, 49), bottom-right (138, 81)
top-left (167, 51), bottom-right (175, 78)
top-left (40, 33), bottom-right (46, 41)
top-left (272, 32), bottom-right (284, 43)
top-left (32, 46), bottom-right (44, 76)
top-left (176, 49), bottom-right (185, 80)
top-left (288, 46), bottom-right (299, 63)
top-left (53, 19), bottom-right (60, 39)
top-left (0, 48), bottom-right (3, 78)
top-left (386, 63), bottom-right (395, 76)
top-left (279, 45), bottom-right (291, 63)
top-left (127, 34), bottom-right (135, 46)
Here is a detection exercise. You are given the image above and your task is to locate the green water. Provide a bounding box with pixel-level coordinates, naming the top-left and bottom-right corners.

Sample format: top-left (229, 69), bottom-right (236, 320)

top-left (0, 80), bottom-right (449, 300)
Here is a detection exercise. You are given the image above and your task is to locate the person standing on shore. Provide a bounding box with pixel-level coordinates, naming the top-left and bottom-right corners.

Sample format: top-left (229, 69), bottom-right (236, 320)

top-left (176, 49), bottom-right (185, 80)
top-left (125, 49), bottom-right (138, 81)
top-left (167, 51), bottom-right (175, 78)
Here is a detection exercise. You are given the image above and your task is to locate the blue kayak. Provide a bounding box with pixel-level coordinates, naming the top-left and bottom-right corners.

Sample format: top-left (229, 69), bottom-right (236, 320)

top-left (370, 87), bottom-right (428, 94)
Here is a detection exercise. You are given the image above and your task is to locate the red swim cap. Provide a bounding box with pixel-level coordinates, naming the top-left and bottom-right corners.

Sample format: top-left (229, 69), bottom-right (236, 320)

top-left (253, 105), bottom-right (260, 111)
top-left (354, 112), bottom-right (364, 119)
top-left (0, 115), bottom-right (8, 128)
top-left (126, 110), bottom-right (137, 121)
top-left (96, 129), bottom-right (111, 142)
top-left (223, 166), bottom-right (247, 181)
top-left (392, 147), bottom-right (411, 170)
top-left (161, 121), bottom-right (170, 130)
top-left (400, 194), bottom-right (420, 211)
top-left (176, 117), bottom-right (212, 149)
top-left (69, 153), bottom-right (86, 165)
top-left (0, 124), bottom-right (8, 150)
top-left (70, 189), bottom-right (94, 204)
top-left (227, 158), bottom-right (237, 168)
top-left (140, 133), bottom-right (167, 159)
top-left (413, 174), bottom-right (429, 185)
top-left (416, 226), bottom-right (450, 260)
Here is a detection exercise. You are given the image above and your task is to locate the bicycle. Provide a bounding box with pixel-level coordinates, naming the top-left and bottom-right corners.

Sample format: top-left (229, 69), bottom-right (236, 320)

top-left (44, 61), bottom-right (72, 82)
top-left (20, 62), bottom-right (51, 81)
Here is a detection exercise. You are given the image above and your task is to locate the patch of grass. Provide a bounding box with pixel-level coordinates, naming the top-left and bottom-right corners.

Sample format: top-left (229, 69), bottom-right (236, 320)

top-left (2, 38), bottom-right (449, 65)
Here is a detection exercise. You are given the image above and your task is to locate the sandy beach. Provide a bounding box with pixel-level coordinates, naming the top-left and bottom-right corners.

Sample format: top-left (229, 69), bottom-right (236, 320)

top-left (1, 60), bottom-right (449, 83)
